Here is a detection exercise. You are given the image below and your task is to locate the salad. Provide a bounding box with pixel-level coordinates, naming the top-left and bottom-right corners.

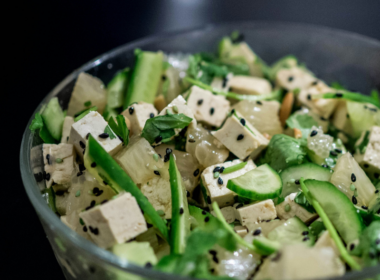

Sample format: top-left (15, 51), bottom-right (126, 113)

top-left (29, 31), bottom-right (380, 280)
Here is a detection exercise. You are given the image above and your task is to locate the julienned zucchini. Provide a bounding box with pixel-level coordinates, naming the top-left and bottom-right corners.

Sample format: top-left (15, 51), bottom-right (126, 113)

top-left (41, 97), bottom-right (65, 141)
top-left (83, 134), bottom-right (168, 240)
top-left (303, 179), bottom-right (364, 244)
top-left (227, 164), bottom-right (282, 200)
top-left (123, 50), bottom-right (163, 109)
top-left (169, 154), bottom-right (190, 254)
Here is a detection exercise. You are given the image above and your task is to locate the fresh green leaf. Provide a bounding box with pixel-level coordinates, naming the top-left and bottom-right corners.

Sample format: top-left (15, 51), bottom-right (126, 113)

top-left (312, 91), bottom-right (380, 108)
top-left (74, 106), bottom-right (98, 122)
top-left (187, 55), bottom-right (202, 79)
top-left (141, 114), bottom-right (193, 144)
top-left (104, 125), bottom-right (116, 139)
top-left (108, 115), bottom-right (129, 145)
top-left (29, 113), bottom-right (56, 143)
top-left (29, 113), bottom-right (44, 131)
top-left (309, 220), bottom-right (326, 238)
top-left (286, 113), bottom-right (319, 139)
top-left (161, 79), bottom-right (170, 97)
top-left (84, 100), bottom-right (92, 107)
top-left (162, 61), bottom-right (171, 70)
top-left (294, 191), bottom-right (316, 213)
top-left (356, 130), bottom-right (370, 154)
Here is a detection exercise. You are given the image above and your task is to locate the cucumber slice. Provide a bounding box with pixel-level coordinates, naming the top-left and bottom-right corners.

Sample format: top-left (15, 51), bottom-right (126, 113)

top-left (123, 50), bottom-right (163, 109)
top-left (107, 68), bottom-right (129, 109)
top-left (304, 179), bottom-right (365, 244)
top-left (83, 134), bottom-right (168, 240)
top-left (267, 216), bottom-right (315, 246)
top-left (168, 154), bottom-right (190, 254)
top-left (227, 164), bottom-right (282, 200)
top-left (41, 97), bottom-right (64, 140)
top-left (280, 163), bottom-right (332, 198)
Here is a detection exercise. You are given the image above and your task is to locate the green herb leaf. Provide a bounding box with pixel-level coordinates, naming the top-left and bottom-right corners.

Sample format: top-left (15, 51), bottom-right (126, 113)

top-left (29, 113), bottom-right (44, 131)
top-left (356, 130), bottom-right (370, 154)
top-left (74, 106), bottom-right (98, 122)
top-left (294, 191), bottom-right (316, 213)
top-left (141, 114), bottom-right (193, 144)
top-left (84, 100), bottom-right (92, 107)
top-left (29, 113), bottom-right (56, 143)
top-left (104, 125), bottom-right (116, 139)
top-left (108, 115), bottom-right (129, 145)
top-left (286, 113), bottom-right (319, 139)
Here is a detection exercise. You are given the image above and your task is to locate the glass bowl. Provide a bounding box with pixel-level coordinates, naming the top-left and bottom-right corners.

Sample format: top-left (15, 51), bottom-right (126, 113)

top-left (20, 21), bottom-right (380, 280)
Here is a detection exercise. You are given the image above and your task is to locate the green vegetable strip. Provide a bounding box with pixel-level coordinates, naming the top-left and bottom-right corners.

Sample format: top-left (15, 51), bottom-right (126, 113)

top-left (184, 77), bottom-right (282, 101)
top-left (299, 178), bottom-right (361, 271)
top-left (74, 106), bottom-right (98, 122)
top-left (312, 92), bottom-right (380, 108)
top-left (371, 89), bottom-right (380, 103)
top-left (212, 202), bottom-right (256, 251)
top-left (222, 162), bottom-right (248, 175)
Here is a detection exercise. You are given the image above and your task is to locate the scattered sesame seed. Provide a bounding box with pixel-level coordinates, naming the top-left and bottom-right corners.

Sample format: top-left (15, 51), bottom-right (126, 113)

top-left (154, 170), bottom-right (160, 176)
top-left (172, 106), bottom-right (179, 113)
top-left (34, 172), bottom-right (43, 182)
top-left (212, 256), bottom-right (219, 263)
top-left (370, 108), bottom-right (378, 112)
top-left (231, 109), bottom-right (236, 114)
top-left (222, 77), bottom-right (228, 88)
top-left (362, 206), bottom-right (368, 210)
top-left (240, 118), bottom-right (246, 126)
top-left (89, 226), bottom-right (99, 235)
top-left (46, 154), bottom-right (50, 165)
top-left (335, 93), bottom-right (343, 98)
top-left (86, 133), bottom-right (90, 140)
top-left (213, 167), bottom-right (221, 173)
top-left (204, 217), bottom-right (210, 223)
top-left (209, 249), bottom-right (217, 255)
top-left (253, 229), bottom-right (261, 236)
top-left (320, 116), bottom-right (327, 121)
top-left (237, 134), bottom-right (244, 141)
top-left (271, 252), bottom-right (282, 262)
top-left (375, 173), bottom-right (380, 179)
top-left (210, 108), bottom-right (215, 115)
top-left (295, 179), bottom-right (300, 185)
top-left (330, 151), bottom-right (338, 157)
top-left (210, 269), bottom-right (215, 273)
top-left (197, 99), bottom-right (203, 105)
top-left (186, 190), bottom-right (190, 197)
top-left (83, 226), bottom-right (88, 232)
top-left (55, 190), bottom-right (64, 196)
top-left (145, 262), bottom-right (153, 269)
top-left (364, 164), bottom-right (369, 168)
top-left (80, 141), bottom-right (86, 149)
top-left (335, 148), bottom-right (342, 153)
top-left (166, 148), bottom-right (172, 155)
top-left (103, 181), bottom-right (108, 185)
top-left (310, 130), bottom-right (318, 137)
top-left (129, 107), bottom-right (134, 115)
top-left (188, 139), bottom-right (196, 143)
top-left (164, 154), bottom-right (170, 162)
top-left (352, 196), bottom-right (358, 205)
top-left (155, 135), bottom-right (163, 143)
top-left (193, 169), bottom-right (200, 177)
top-left (149, 113), bottom-right (154, 118)
top-left (288, 76), bottom-right (294, 82)
top-left (266, 220), bottom-right (271, 222)
top-left (91, 162), bottom-right (97, 168)
top-left (312, 80), bottom-right (318, 86)
top-left (307, 94), bottom-right (311, 101)
top-left (217, 177), bottom-right (223, 185)
top-left (376, 190), bottom-right (379, 194)
top-left (349, 243), bottom-right (355, 251)
top-left (179, 208), bottom-right (184, 215)
top-left (302, 231), bottom-right (309, 236)
top-left (202, 210), bottom-right (207, 215)
top-left (256, 101), bottom-right (263, 105)
top-left (219, 167), bottom-right (225, 173)
top-left (45, 173), bottom-right (50, 181)
top-left (207, 196), bottom-right (211, 204)
top-left (67, 136), bottom-right (69, 141)
top-left (83, 148), bottom-right (86, 155)
top-left (214, 172), bottom-right (220, 178)
top-left (98, 133), bottom-right (109, 139)
top-left (302, 237), bottom-right (310, 242)
top-left (351, 173), bottom-right (357, 182)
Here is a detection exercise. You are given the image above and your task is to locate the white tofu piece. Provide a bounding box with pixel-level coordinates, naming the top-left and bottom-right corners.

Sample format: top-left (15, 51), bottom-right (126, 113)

top-left (158, 95), bottom-right (197, 135)
top-left (141, 177), bottom-right (172, 219)
top-left (67, 72), bottom-right (107, 116)
top-left (79, 192), bottom-right (147, 249)
top-left (211, 206), bottom-right (236, 223)
top-left (61, 116), bottom-right (74, 143)
top-left (121, 102), bottom-right (158, 136)
top-left (228, 76), bottom-right (272, 95)
top-left (332, 101), bottom-right (353, 135)
top-left (314, 231), bottom-right (339, 256)
top-left (235, 200), bottom-right (277, 227)
top-left (234, 225), bottom-right (249, 237)
top-left (186, 86), bottom-right (230, 127)
top-left (201, 159), bottom-right (256, 207)
top-left (212, 110), bottom-right (269, 159)
top-left (43, 143), bottom-right (75, 189)
top-left (275, 193), bottom-right (318, 223)
top-left (69, 111), bottom-right (122, 159)
top-left (275, 66), bottom-right (316, 91)
top-left (298, 81), bottom-right (338, 119)
top-left (354, 126), bottom-right (380, 180)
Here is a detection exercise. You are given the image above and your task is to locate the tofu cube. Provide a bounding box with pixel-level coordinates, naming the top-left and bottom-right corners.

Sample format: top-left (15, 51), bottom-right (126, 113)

top-left (67, 72), bottom-right (107, 116)
top-left (211, 206), bottom-right (236, 223)
top-left (275, 193), bottom-right (318, 224)
top-left (43, 143), bottom-right (75, 189)
top-left (212, 110), bottom-right (269, 159)
top-left (141, 177), bottom-right (172, 219)
top-left (201, 159), bottom-right (256, 207)
top-left (61, 116), bottom-right (74, 143)
top-left (354, 126), bottom-right (380, 180)
top-left (69, 111), bottom-right (122, 159)
top-left (121, 102), bottom-right (158, 136)
top-left (275, 66), bottom-right (316, 91)
top-left (228, 75), bottom-right (272, 95)
top-left (235, 200), bottom-right (277, 227)
top-left (186, 86), bottom-right (230, 127)
top-left (79, 192), bottom-right (147, 249)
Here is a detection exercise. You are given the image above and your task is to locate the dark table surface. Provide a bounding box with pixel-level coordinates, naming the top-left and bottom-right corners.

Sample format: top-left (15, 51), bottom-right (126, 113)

top-left (6, 0), bottom-right (380, 278)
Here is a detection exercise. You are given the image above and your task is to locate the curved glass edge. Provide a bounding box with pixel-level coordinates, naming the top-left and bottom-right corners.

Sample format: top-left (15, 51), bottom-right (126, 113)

top-left (20, 20), bottom-right (380, 280)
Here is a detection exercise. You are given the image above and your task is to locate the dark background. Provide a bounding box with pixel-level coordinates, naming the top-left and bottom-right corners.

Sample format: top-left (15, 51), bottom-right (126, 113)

top-left (6, 0), bottom-right (380, 279)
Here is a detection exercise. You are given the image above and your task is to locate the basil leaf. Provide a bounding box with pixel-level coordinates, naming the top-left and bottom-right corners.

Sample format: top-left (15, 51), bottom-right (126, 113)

top-left (108, 115), bottom-right (129, 145)
top-left (29, 113), bottom-right (44, 131)
top-left (104, 125), bottom-right (116, 139)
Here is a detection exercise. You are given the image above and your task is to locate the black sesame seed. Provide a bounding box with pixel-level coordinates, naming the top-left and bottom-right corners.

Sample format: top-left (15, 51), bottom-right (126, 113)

top-left (204, 217), bottom-right (210, 223)
top-left (364, 164), bottom-right (369, 168)
top-left (320, 116), bottom-right (327, 121)
top-left (67, 136), bottom-right (69, 141)
top-left (212, 256), bottom-right (219, 264)
top-left (154, 170), bottom-right (160, 176)
top-left (188, 139), bottom-right (196, 143)
top-left (352, 196), bottom-right (358, 205)
top-left (335, 93), bottom-right (343, 98)
top-left (46, 154), bottom-right (50, 165)
top-left (330, 151), bottom-right (338, 157)
top-left (98, 133), bottom-right (109, 139)
top-left (193, 169), bottom-right (200, 177)
top-left (210, 108), bottom-right (215, 115)
top-left (86, 133), bottom-right (90, 140)
top-left (362, 206), bottom-right (368, 210)
top-left (197, 99), bottom-right (203, 105)
top-left (202, 210), bottom-right (207, 215)
top-left (155, 135), bottom-right (163, 143)
top-left (253, 229), bottom-right (261, 236)
top-left (129, 107), bottom-right (134, 115)
top-left (302, 237), bottom-right (310, 242)
top-left (240, 118), bottom-right (246, 126)
top-left (213, 167), bottom-right (221, 173)
top-left (179, 208), bottom-right (184, 215)
top-left (101, 200), bottom-right (108, 204)
top-left (83, 148), bottom-right (86, 155)
top-left (364, 105), bottom-right (368, 109)
top-left (222, 77), bottom-right (228, 88)
top-left (219, 167), bottom-right (225, 173)
top-left (34, 172), bottom-right (43, 182)
top-left (375, 173), bottom-right (380, 179)
top-left (209, 249), bottom-right (217, 256)
top-left (217, 177), bottom-right (223, 185)
top-left (237, 134), bottom-right (244, 141)
top-left (321, 164), bottom-right (328, 168)
top-left (207, 196), bottom-right (211, 204)
top-left (162, 75), bottom-right (166, 81)
top-left (83, 226), bottom-right (88, 232)
top-left (45, 173), bottom-right (50, 181)
top-left (210, 268), bottom-right (215, 273)
top-left (149, 113), bottom-right (154, 118)
top-left (231, 109), bottom-right (236, 114)
top-left (312, 80), bottom-right (318, 86)
top-left (145, 262), bottom-right (153, 269)
top-left (164, 154), bottom-right (170, 162)
top-left (80, 141), bottom-right (86, 149)
top-left (349, 243), bottom-right (355, 251)
top-left (95, 190), bottom-right (103, 197)
top-left (266, 220), bottom-right (271, 222)
top-left (351, 173), bottom-right (357, 182)
top-left (271, 252), bottom-right (282, 262)
top-left (166, 148), bottom-right (172, 155)
top-left (302, 231), bottom-right (309, 236)
top-left (256, 101), bottom-right (263, 105)
top-left (158, 154), bottom-right (162, 158)
top-left (288, 76), bottom-right (294, 82)
top-left (335, 148), bottom-right (342, 153)
top-left (370, 108), bottom-right (378, 113)
top-left (310, 130), bottom-right (318, 137)
top-left (103, 181), bottom-right (108, 185)
top-left (376, 190), bottom-right (379, 194)
top-left (295, 179), bottom-right (300, 185)
top-left (55, 190), bottom-right (64, 196)
top-left (91, 162), bottom-right (97, 168)
top-left (307, 94), bottom-right (312, 101)
top-left (347, 113), bottom-right (350, 118)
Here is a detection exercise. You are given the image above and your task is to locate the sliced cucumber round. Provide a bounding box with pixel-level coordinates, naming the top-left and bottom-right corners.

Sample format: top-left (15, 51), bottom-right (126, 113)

top-left (304, 179), bottom-right (365, 244)
top-left (280, 163), bottom-right (332, 198)
top-left (227, 164), bottom-right (282, 200)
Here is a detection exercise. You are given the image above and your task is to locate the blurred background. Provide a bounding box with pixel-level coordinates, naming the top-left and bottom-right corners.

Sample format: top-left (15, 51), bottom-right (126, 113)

top-left (7, 0), bottom-right (380, 278)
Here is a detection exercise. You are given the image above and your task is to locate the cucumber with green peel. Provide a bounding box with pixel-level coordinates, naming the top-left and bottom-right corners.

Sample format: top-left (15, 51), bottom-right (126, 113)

top-left (267, 216), bottom-right (315, 247)
top-left (169, 154), bottom-right (190, 254)
top-left (41, 97), bottom-right (65, 140)
top-left (346, 101), bottom-right (380, 138)
top-left (252, 237), bottom-right (281, 256)
top-left (107, 68), bottom-right (129, 109)
top-left (83, 134), bottom-right (168, 240)
top-left (123, 50), bottom-right (163, 109)
top-left (302, 179), bottom-right (364, 244)
top-left (227, 164), bottom-right (282, 200)
top-left (279, 163), bottom-right (332, 198)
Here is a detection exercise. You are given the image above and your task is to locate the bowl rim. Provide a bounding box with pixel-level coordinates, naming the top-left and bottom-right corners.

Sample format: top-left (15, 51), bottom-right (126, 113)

top-left (20, 20), bottom-right (380, 279)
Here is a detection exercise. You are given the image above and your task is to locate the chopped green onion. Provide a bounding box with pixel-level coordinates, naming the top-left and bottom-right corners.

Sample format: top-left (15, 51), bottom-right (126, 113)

top-left (84, 100), bottom-right (92, 107)
top-left (55, 158), bottom-right (63, 163)
top-left (312, 92), bottom-right (380, 108)
top-left (213, 172), bottom-right (220, 178)
top-left (354, 189), bottom-right (358, 197)
top-left (222, 162), bottom-right (248, 174)
top-left (153, 154), bottom-right (159, 162)
top-left (74, 106), bottom-right (98, 122)
top-left (75, 190), bottom-right (81, 197)
top-left (350, 184), bottom-right (356, 191)
top-left (285, 204), bottom-right (291, 212)
top-left (166, 109), bottom-right (173, 115)
top-left (156, 209), bottom-right (165, 217)
top-left (88, 190), bottom-right (93, 195)
top-left (79, 218), bottom-right (84, 225)
top-left (172, 105), bottom-right (179, 113)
